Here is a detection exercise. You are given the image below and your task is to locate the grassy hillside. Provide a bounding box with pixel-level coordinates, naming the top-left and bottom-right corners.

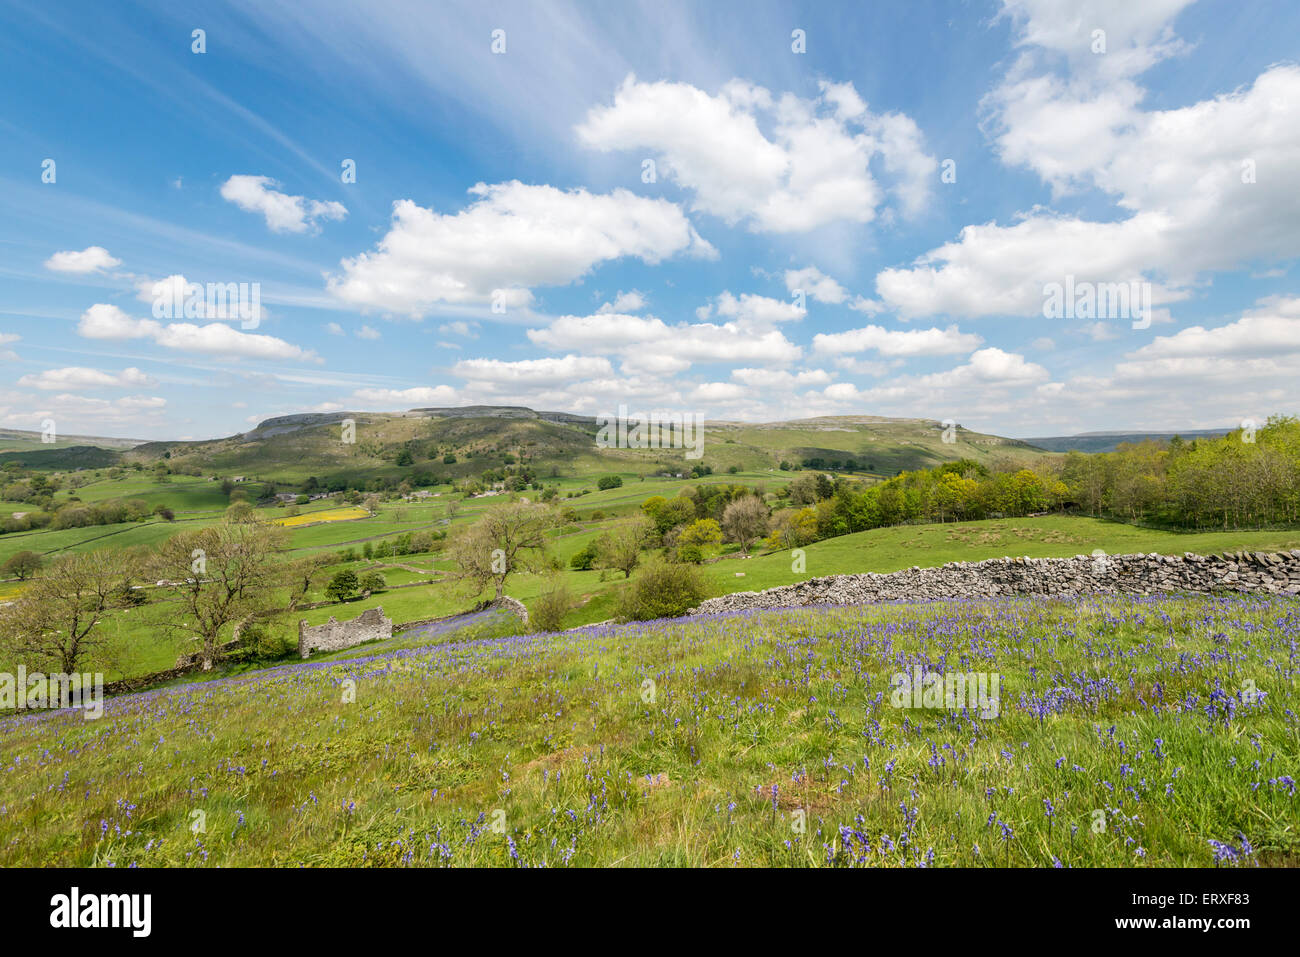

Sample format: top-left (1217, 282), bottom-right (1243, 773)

top-left (716, 416), bottom-right (1046, 474)
top-left (114, 407), bottom-right (1054, 484)
top-left (1, 592), bottom-right (1293, 866)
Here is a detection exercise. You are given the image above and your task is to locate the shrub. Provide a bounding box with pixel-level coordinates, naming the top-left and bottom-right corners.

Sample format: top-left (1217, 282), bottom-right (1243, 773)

top-left (597, 475), bottom-right (623, 490)
top-left (359, 572), bottom-right (387, 593)
top-left (675, 542), bottom-right (704, 564)
top-left (617, 559), bottom-right (710, 621)
top-left (231, 623), bottom-right (293, 662)
top-left (530, 581), bottom-right (573, 633)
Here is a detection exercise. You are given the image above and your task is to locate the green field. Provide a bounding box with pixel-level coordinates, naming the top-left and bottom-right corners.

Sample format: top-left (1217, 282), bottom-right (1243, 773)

top-left (0, 517), bottom-right (199, 566)
top-left (703, 517), bottom-right (1300, 594)
top-left (1, 592), bottom-right (1294, 866)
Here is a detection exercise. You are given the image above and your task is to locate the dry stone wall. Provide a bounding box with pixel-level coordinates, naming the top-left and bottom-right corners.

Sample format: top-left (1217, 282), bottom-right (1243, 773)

top-left (298, 606), bottom-right (393, 658)
top-left (692, 550), bottom-right (1300, 615)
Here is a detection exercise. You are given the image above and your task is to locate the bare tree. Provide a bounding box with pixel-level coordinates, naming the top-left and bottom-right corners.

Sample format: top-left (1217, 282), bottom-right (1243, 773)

top-left (721, 495), bottom-right (770, 553)
top-left (148, 521), bottom-right (286, 669)
top-left (447, 501), bottom-right (556, 600)
top-left (285, 552), bottom-right (333, 611)
top-left (597, 517), bottom-right (653, 578)
top-left (0, 550), bottom-right (140, 673)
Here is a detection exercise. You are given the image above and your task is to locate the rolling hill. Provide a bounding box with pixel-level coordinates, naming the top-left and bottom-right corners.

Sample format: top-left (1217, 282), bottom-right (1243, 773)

top-left (115, 406), bottom-right (1053, 483)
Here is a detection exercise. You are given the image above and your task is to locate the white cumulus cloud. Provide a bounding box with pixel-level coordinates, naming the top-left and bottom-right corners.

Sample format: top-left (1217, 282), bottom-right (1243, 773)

top-left (44, 246), bottom-right (121, 274)
top-left (577, 75), bottom-right (937, 233)
top-left (220, 175), bottom-right (347, 234)
top-left (327, 181), bottom-right (715, 317)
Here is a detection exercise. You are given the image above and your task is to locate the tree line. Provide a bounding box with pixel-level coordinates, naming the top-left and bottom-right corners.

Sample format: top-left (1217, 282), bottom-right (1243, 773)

top-left (763, 415), bottom-right (1300, 548)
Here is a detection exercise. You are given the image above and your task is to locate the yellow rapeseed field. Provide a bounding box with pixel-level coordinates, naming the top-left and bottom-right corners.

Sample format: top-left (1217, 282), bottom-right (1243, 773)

top-left (273, 506), bottom-right (369, 527)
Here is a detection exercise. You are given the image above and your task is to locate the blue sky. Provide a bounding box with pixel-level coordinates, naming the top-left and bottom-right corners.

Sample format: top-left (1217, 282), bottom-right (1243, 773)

top-left (1, 0), bottom-right (1297, 440)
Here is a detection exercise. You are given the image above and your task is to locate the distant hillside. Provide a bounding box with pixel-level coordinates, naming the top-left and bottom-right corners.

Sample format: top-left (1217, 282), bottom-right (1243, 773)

top-left (408, 406), bottom-right (594, 426)
top-left (0, 445), bottom-right (123, 470)
top-left (0, 428), bottom-right (144, 452)
top-left (1023, 428), bottom-right (1232, 453)
top-left (120, 406), bottom-right (1052, 483)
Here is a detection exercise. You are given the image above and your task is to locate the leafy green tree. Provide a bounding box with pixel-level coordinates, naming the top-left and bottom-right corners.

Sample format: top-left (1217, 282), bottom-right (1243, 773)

top-left (643, 496), bottom-right (696, 535)
top-left (569, 541), bottom-right (599, 570)
top-left (677, 518), bottom-right (722, 553)
top-left (325, 569), bottom-right (360, 603)
top-left (2, 551), bottom-right (43, 580)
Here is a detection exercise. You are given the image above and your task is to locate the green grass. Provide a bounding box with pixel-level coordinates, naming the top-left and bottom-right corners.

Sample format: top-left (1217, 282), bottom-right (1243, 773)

top-left (702, 516), bottom-right (1300, 594)
top-left (1, 592), bottom-right (1294, 866)
top-left (0, 518), bottom-right (190, 565)
top-left (66, 474), bottom-right (231, 511)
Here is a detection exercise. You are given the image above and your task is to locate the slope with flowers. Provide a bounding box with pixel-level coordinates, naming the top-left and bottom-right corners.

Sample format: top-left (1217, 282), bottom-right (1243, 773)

top-left (0, 593), bottom-right (1294, 867)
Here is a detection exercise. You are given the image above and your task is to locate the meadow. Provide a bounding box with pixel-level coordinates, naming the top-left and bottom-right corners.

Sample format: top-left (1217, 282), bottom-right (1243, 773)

top-left (0, 593), bottom-right (1293, 867)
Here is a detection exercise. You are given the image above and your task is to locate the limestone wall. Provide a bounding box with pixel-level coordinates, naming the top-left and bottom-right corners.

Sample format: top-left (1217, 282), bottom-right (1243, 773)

top-left (298, 606), bottom-right (393, 658)
top-left (692, 549), bottom-right (1300, 615)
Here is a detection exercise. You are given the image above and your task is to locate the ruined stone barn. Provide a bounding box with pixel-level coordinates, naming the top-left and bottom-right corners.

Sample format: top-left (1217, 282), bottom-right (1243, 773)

top-left (298, 607), bottom-right (393, 658)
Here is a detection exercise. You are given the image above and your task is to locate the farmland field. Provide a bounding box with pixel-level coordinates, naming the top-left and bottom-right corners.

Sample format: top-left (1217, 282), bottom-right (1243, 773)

top-left (273, 505), bottom-right (370, 527)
